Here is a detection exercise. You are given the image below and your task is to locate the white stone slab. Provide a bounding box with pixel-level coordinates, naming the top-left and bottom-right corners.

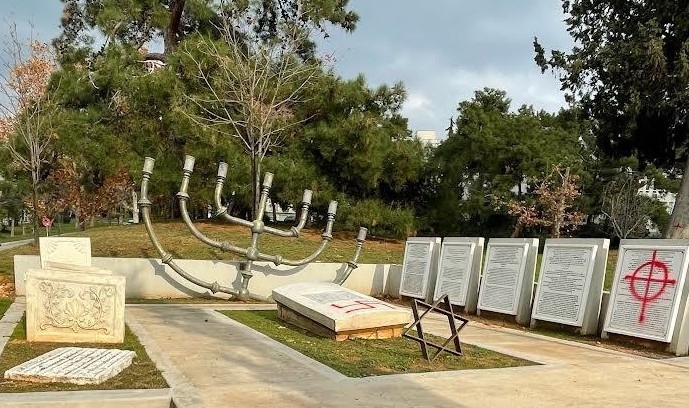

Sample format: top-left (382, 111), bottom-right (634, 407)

top-left (272, 282), bottom-right (410, 332)
top-left (531, 239), bottom-right (609, 334)
top-left (42, 261), bottom-right (112, 275)
top-left (477, 238), bottom-right (539, 325)
top-left (39, 237), bottom-right (92, 269)
top-left (399, 237), bottom-right (441, 300)
top-left (25, 268), bottom-right (126, 343)
top-left (603, 241), bottom-right (689, 343)
top-left (433, 237), bottom-right (484, 312)
top-left (4, 347), bottom-right (135, 385)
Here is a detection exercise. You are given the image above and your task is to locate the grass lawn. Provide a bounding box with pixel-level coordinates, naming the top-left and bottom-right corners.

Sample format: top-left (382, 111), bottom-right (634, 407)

top-left (0, 221), bottom-right (406, 281)
top-left (220, 310), bottom-right (535, 377)
top-left (0, 315), bottom-right (167, 393)
top-left (0, 298), bottom-right (11, 319)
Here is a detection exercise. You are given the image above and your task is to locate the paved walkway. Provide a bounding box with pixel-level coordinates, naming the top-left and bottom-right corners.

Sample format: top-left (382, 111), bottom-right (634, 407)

top-left (122, 303), bottom-right (689, 408)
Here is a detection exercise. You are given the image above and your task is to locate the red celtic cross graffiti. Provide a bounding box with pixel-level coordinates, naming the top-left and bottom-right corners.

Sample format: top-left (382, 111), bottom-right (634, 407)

top-left (623, 250), bottom-right (676, 323)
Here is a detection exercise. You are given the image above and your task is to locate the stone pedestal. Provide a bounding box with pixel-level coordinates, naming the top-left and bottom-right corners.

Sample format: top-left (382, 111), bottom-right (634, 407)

top-left (272, 282), bottom-right (410, 341)
top-left (25, 268), bottom-right (126, 344)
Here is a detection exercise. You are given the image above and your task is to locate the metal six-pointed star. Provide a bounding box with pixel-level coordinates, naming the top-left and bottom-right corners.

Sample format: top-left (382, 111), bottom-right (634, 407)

top-left (402, 294), bottom-right (469, 361)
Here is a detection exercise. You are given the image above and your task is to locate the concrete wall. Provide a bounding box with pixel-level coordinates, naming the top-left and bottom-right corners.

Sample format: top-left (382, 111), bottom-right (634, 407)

top-left (13, 255), bottom-right (403, 300)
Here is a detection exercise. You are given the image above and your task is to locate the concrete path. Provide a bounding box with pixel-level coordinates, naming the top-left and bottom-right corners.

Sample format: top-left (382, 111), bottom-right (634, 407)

top-left (125, 304), bottom-right (689, 408)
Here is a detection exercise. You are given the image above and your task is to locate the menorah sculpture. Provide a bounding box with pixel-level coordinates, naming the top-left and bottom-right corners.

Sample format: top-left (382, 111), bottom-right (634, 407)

top-left (138, 155), bottom-right (367, 301)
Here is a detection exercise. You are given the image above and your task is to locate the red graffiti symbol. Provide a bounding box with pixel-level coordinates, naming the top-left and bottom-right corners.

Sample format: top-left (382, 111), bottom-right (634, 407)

top-left (330, 300), bottom-right (394, 313)
top-left (624, 250), bottom-right (676, 323)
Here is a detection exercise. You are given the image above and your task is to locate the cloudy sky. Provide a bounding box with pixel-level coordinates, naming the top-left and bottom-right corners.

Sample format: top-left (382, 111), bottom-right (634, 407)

top-left (5, 0), bottom-right (574, 138)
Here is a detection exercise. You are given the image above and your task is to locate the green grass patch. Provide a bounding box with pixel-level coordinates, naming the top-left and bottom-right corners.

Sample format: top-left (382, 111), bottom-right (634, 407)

top-left (0, 298), bottom-right (11, 319)
top-left (0, 222), bottom-right (406, 279)
top-left (0, 315), bottom-right (167, 393)
top-left (220, 310), bottom-right (535, 377)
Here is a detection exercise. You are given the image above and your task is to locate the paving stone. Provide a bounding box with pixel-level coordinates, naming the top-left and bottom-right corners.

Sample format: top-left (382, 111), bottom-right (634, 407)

top-left (4, 347), bottom-right (135, 385)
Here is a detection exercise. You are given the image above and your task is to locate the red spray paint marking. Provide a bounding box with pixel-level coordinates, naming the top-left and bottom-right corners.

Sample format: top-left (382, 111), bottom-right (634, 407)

top-left (330, 300), bottom-right (394, 313)
top-left (623, 250), bottom-right (676, 323)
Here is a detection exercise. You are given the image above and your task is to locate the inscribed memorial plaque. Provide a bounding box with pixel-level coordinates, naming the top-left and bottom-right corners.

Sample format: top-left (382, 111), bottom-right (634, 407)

top-left (604, 246), bottom-right (689, 342)
top-left (532, 245), bottom-right (596, 326)
top-left (433, 241), bottom-right (476, 306)
top-left (399, 239), bottom-right (437, 299)
top-left (4, 347), bottom-right (135, 385)
top-left (477, 243), bottom-right (527, 314)
top-left (272, 282), bottom-right (410, 336)
top-left (39, 237), bottom-right (92, 269)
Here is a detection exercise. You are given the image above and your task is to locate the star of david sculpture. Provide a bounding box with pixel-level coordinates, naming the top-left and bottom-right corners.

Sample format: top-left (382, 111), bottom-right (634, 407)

top-left (138, 155), bottom-right (367, 301)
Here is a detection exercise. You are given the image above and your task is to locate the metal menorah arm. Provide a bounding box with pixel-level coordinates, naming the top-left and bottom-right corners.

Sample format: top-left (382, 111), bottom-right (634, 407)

top-left (334, 227), bottom-right (368, 285)
top-left (139, 157), bottom-right (239, 296)
top-left (178, 156), bottom-right (248, 256)
top-left (213, 162), bottom-right (252, 228)
top-left (215, 161), bottom-right (313, 238)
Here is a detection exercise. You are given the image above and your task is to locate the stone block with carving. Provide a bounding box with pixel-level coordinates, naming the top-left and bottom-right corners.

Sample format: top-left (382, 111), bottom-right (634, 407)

top-left (25, 268), bottom-right (126, 344)
top-left (39, 237), bottom-right (92, 269)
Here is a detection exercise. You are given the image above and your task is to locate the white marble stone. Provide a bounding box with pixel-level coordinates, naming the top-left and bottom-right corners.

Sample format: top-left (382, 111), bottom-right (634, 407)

top-left (39, 237), bottom-right (92, 269)
top-left (272, 282), bottom-right (410, 332)
top-left (42, 261), bottom-right (112, 275)
top-left (25, 268), bottom-right (126, 343)
top-left (531, 238), bottom-right (609, 335)
top-left (4, 347), bottom-right (135, 385)
top-left (603, 240), bottom-right (689, 346)
top-left (477, 238), bottom-right (539, 325)
top-left (432, 237), bottom-right (484, 312)
top-left (399, 237), bottom-right (441, 300)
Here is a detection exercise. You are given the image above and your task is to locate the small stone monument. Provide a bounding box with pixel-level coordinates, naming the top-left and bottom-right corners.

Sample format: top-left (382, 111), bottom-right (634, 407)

top-left (27, 237), bottom-right (126, 344)
top-left (432, 237), bottom-right (485, 313)
top-left (399, 237), bottom-right (442, 301)
top-left (272, 282), bottom-right (411, 341)
top-left (531, 238), bottom-right (609, 335)
top-left (25, 268), bottom-right (126, 343)
top-left (602, 239), bottom-right (689, 356)
top-left (477, 238), bottom-right (539, 325)
top-left (4, 347), bottom-right (135, 385)
top-left (39, 237), bottom-right (91, 269)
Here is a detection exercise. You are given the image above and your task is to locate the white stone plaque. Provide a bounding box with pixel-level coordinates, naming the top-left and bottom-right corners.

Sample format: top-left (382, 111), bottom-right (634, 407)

top-left (272, 282), bottom-right (410, 332)
top-left (604, 245), bottom-right (689, 342)
top-left (39, 237), bottom-right (92, 269)
top-left (4, 347), bottom-right (135, 385)
top-left (433, 237), bottom-right (484, 309)
top-left (25, 268), bottom-right (126, 343)
top-left (478, 243), bottom-right (527, 314)
top-left (532, 243), bottom-right (598, 326)
top-left (399, 238), bottom-right (440, 299)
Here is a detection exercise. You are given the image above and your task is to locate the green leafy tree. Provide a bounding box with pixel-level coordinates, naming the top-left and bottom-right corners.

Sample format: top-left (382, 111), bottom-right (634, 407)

top-left (534, 0), bottom-right (689, 238)
top-left (429, 88), bottom-right (587, 236)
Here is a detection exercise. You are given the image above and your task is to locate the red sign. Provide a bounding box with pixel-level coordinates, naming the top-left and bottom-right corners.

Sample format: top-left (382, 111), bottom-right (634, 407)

top-left (624, 250), bottom-right (676, 323)
top-left (41, 216), bottom-right (52, 228)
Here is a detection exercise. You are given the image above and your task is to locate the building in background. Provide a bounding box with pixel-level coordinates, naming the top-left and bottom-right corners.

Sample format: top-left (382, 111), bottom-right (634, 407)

top-left (638, 178), bottom-right (677, 214)
top-left (415, 130), bottom-right (440, 147)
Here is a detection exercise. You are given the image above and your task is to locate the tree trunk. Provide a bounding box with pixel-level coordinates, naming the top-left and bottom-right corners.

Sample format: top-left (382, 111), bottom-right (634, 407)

top-left (665, 156), bottom-right (689, 238)
top-left (252, 157), bottom-right (261, 220)
top-left (31, 182), bottom-right (39, 246)
top-left (10, 218), bottom-right (14, 237)
top-left (164, 0), bottom-right (186, 54)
